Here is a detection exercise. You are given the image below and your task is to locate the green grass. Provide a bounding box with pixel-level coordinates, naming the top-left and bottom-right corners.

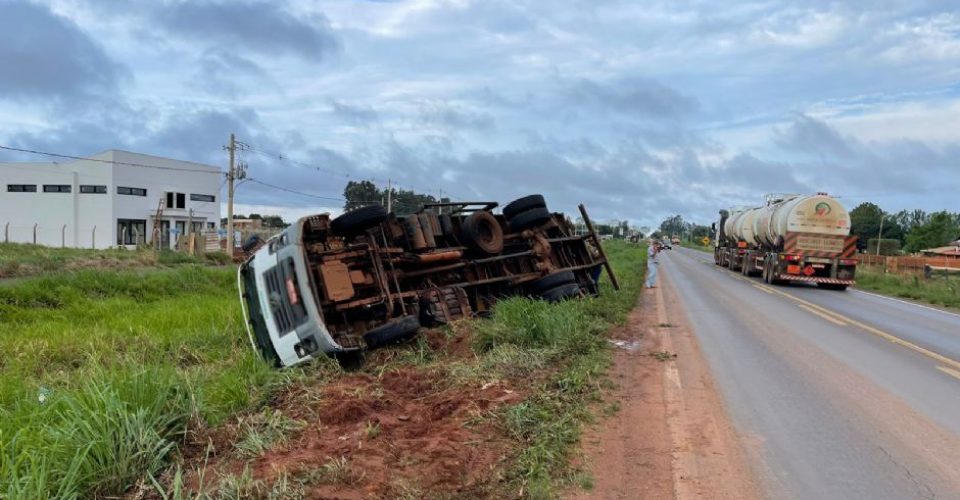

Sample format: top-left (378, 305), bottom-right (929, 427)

top-left (1, 242), bottom-right (646, 499)
top-left (0, 242), bottom-right (230, 278)
top-left (679, 241), bottom-right (712, 253)
top-left (0, 266), bottom-right (284, 499)
top-left (855, 269), bottom-right (960, 309)
top-left (474, 241), bottom-right (646, 498)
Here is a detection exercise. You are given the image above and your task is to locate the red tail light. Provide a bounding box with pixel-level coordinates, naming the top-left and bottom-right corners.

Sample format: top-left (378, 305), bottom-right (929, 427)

top-left (785, 254), bottom-right (801, 262)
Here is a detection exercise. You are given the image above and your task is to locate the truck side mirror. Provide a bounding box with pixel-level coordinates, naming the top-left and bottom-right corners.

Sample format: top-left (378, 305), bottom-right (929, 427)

top-left (711, 223), bottom-right (716, 231)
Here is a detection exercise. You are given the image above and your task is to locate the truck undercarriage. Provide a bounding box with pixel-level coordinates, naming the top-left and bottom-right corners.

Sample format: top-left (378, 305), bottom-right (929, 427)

top-left (239, 196), bottom-right (617, 367)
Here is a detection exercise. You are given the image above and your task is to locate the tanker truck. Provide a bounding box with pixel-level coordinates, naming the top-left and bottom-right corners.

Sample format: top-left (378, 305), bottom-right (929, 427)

top-left (713, 193), bottom-right (858, 290)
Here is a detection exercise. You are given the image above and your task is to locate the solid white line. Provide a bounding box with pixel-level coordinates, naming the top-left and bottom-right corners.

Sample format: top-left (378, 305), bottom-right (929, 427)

top-left (852, 289), bottom-right (960, 320)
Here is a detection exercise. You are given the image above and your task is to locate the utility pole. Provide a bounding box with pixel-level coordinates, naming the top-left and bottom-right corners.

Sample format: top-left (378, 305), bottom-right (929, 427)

top-left (386, 178), bottom-right (392, 213)
top-left (876, 210), bottom-right (885, 256)
top-left (226, 133), bottom-right (236, 258)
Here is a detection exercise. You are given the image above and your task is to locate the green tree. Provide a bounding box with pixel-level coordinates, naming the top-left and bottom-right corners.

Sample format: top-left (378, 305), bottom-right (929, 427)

top-left (659, 215), bottom-right (685, 237)
top-left (261, 215), bottom-right (288, 228)
top-left (904, 211), bottom-right (960, 253)
top-left (848, 202), bottom-right (902, 249)
top-left (343, 180), bottom-right (381, 211)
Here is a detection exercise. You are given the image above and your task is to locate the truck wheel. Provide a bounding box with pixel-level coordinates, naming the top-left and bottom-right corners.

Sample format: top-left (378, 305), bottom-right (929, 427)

top-left (503, 194), bottom-right (546, 219)
top-left (460, 211), bottom-right (504, 254)
top-left (331, 204), bottom-right (388, 235)
top-left (509, 207), bottom-right (552, 231)
top-left (530, 270), bottom-right (576, 294)
top-left (540, 282), bottom-right (582, 303)
top-left (363, 315), bottom-right (421, 349)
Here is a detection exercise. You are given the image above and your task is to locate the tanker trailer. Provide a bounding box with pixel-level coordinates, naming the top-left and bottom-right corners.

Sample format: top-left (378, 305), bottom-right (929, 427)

top-left (715, 193), bottom-right (858, 290)
top-left (714, 206), bottom-right (761, 271)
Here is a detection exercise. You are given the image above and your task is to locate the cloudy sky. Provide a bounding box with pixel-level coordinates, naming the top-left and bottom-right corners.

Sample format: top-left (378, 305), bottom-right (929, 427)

top-left (1, 0), bottom-right (958, 228)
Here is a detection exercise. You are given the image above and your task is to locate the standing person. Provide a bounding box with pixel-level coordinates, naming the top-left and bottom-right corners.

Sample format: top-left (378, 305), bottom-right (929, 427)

top-left (645, 240), bottom-right (659, 288)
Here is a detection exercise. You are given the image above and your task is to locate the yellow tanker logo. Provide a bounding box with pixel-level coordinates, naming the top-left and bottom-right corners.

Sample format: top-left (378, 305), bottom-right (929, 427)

top-left (814, 202), bottom-right (832, 216)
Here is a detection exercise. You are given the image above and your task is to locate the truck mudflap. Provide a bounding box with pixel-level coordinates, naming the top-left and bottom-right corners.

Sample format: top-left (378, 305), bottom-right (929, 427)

top-left (778, 275), bottom-right (855, 285)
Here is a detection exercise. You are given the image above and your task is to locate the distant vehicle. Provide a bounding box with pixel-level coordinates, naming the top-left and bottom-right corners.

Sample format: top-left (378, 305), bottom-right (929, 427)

top-left (660, 240), bottom-right (672, 250)
top-left (713, 193), bottom-right (857, 290)
top-left (671, 236), bottom-right (681, 245)
top-left (239, 195), bottom-right (617, 368)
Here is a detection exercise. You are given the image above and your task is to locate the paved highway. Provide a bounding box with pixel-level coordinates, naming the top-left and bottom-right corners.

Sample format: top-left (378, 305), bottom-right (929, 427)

top-left (660, 247), bottom-right (960, 500)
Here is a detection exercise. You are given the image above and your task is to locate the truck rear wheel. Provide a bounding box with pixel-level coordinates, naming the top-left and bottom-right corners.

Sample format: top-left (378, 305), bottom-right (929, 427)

top-left (530, 270), bottom-right (576, 294)
top-left (509, 207), bottom-right (552, 231)
top-left (331, 204), bottom-right (388, 235)
top-left (540, 282), bottom-right (582, 303)
top-left (503, 194), bottom-right (546, 219)
top-left (460, 211), bottom-right (504, 254)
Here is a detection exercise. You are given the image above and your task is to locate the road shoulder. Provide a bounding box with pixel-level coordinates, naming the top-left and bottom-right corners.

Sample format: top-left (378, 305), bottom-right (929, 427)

top-left (570, 267), bottom-right (760, 500)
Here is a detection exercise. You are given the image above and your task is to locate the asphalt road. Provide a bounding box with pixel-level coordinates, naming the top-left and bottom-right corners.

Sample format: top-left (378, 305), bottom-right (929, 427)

top-left (660, 247), bottom-right (960, 500)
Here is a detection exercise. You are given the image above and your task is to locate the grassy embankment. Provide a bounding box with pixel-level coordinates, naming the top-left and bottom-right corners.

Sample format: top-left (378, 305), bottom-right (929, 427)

top-left (855, 269), bottom-right (960, 309)
top-left (0, 242), bottom-right (231, 278)
top-left (679, 240), bottom-right (712, 253)
top-left (0, 267), bottom-right (277, 499)
top-left (1, 241), bottom-right (645, 499)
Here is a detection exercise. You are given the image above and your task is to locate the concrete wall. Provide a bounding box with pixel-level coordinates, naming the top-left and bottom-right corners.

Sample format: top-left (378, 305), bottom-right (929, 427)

top-left (0, 159), bottom-right (114, 248)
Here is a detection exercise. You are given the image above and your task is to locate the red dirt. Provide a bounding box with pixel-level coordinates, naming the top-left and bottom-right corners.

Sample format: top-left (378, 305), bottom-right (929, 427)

top-left (166, 330), bottom-right (526, 499)
top-left (570, 270), bottom-right (760, 500)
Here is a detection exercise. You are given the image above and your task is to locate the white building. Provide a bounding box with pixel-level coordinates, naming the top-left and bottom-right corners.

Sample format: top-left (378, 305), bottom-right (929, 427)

top-left (0, 150), bottom-right (222, 249)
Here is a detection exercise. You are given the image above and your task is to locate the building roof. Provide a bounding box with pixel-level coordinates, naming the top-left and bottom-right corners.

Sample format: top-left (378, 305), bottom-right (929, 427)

top-left (921, 245), bottom-right (960, 257)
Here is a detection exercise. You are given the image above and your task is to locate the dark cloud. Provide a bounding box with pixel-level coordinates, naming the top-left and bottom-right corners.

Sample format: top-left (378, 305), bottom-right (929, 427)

top-left (194, 49), bottom-right (270, 97)
top-left (569, 78), bottom-right (700, 118)
top-left (0, 2), bottom-right (124, 101)
top-left (158, 1), bottom-right (339, 60)
top-left (329, 100), bottom-right (379, 126)
top-left (775, 114), bottom-right (857, 159)
top-left (419, 102), bottom-right (495, 131)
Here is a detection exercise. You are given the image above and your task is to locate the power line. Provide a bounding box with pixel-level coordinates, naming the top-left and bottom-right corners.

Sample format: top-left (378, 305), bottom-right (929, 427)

top-left (0, 144), bottom-right (222, 175)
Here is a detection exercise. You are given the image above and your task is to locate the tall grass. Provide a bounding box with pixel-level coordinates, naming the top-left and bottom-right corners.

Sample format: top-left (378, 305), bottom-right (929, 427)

top-left (855, 269), bottom-right (960, 309)
top-left (0, 267), bottom-right (281, 499)
top-left (0, 242), bottom-right (229, 278)
top-left (473, 241), bottom-right (647, 498)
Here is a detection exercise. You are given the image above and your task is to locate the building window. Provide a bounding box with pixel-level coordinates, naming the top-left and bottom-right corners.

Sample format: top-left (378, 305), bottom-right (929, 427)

top-left (190, 193), bottom-right (216, 202)
top-left (117, 219), bottom-right (146, 245)
top-left (207, 222), bottom-right (216, 230)
top-left (166, 192), bottom-right (186, 209)
top-left (80, 185), bottom-right (107, 194)
top-left (117, 186), bottom-right (147, 196)
top-left (6, 184), bottom-right (37, 192)
top-left (43, 184), bottom-right (72, 193)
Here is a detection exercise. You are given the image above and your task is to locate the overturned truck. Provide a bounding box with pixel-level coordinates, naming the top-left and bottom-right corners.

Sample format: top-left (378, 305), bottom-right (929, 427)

top-left (238, 195), bottom-right (618, 368)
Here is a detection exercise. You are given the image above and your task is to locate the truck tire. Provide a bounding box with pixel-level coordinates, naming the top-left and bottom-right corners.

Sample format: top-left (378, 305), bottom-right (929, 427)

top-left (503, 194), bottom-right (546, 219)
top-left (509, 207), bottom-right (552, 231)
top-left (331, 204), bottom-right (387, 235)
top-left (363, 315), bottom-right (421, 349)
top-left (530, 270), bottom-right (576, 294)
top-left (460, 211), bottom-right (504, 254)
top-left (540, 282), bottom-right (582, 303)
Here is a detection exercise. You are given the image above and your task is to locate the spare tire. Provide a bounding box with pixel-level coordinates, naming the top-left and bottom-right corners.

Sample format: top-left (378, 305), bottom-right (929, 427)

top-left (503, 194), bottom-right (546, 219)
top-left (540, 283), bottom-right (582, 303)
top-left (331, 205), bottom-right (388, 235)
top-left (509, 207), bottom-right (552, 232)
top-left (363, 315), bottom-right (420, 349)
top-left (460, 211), bottom-right (504, 254)
top-left (530, 270), bottom-right (576, 294)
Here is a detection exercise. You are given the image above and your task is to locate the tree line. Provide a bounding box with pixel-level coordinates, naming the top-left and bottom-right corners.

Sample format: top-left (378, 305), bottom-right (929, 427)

top-left (343, 180), bottom-right (448, 216)
top-left (849, 203), bottom-right (960, 255)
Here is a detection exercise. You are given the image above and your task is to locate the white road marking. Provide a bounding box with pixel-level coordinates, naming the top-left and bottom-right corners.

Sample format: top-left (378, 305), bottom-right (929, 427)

top-left (852, 289), bottom-right (960, 320)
